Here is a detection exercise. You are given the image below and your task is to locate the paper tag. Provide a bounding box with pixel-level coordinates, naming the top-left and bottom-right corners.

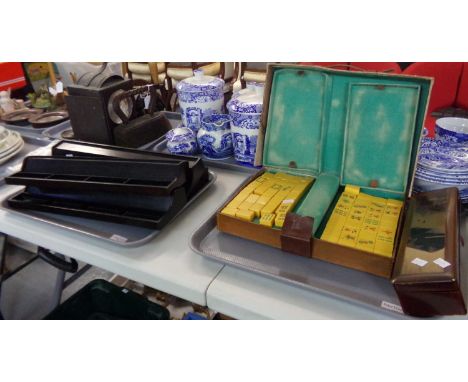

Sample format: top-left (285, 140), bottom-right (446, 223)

top-left (65, 153), bottom-right (74, 157)
top-left (56, 81), bottom-right (63, 93)
top-left (144, 95), bottom-right (150, 109)
top-left (433, 258), bottom-right (451, 269)
top-left (411, 257), bottom-right (428, 267)
top-left (110, 234), bottom-right (128, 243)
top-left (121, 288), bottom-right (129, 294)
top-left (380, 300), bottom-right (403, 314)
top-left (282, 199), bottom-right (294, 204)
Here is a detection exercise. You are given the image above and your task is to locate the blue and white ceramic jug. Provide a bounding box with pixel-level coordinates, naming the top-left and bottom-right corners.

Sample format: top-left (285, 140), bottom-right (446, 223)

top-left (166, 126), bottom-right (197, 155)
top-left (176, 70), bottom-right (224, 134)
top-left (197, 114), bottom-right (233, 159)
top-left (227, 85), bottom-right (264, 165)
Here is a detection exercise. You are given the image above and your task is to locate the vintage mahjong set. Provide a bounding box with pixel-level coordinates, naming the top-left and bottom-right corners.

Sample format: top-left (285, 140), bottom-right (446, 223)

top-left (217, 64), bottom-right (445, 279)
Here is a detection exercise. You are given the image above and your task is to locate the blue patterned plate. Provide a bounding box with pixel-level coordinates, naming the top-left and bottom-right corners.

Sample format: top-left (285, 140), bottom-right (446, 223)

top-left (417, 137), bottom-right (468, 173)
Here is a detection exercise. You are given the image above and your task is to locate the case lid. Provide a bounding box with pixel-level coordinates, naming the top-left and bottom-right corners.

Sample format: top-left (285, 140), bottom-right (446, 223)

top-left (257, 65), bottom-right (432, 199)
top-left (392, 188), bottom-right (460, 292)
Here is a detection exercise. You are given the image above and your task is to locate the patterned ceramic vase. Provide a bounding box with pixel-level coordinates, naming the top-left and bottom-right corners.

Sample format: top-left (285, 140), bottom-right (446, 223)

top-left (197, 114), bottom-right (233, 159)
top-left (166, 126), bottom-right (197, 155)
top-left (176, 70), bottom-right (224, 134)
top-left (227, 85), bottom-right (264, 165)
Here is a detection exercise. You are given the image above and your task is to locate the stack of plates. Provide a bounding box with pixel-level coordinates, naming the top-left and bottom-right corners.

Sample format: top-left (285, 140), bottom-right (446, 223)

top-left (414, 137), bottom-right (468, 203)
top-left (0, 125), bottom-right (25, 166)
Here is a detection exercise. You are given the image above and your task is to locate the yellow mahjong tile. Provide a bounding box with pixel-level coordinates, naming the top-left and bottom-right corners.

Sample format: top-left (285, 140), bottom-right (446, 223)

top-left (253, 180), bottom-right (275, 195)
top-left (235, 209), bottom-right (255, 222)
top-left (237, 193), bottom-right (259, 211)
top-left (257, 186), bottom-right (281, 205)
top-left (261, 186), bottom-right (294, 215)
top-left (338, 226), bottom-right (359, 248)
top-left (363, 210), bottom-right (382, 227)
top-left (321, 214), bottom-right (347, 242)
top-left (221, 206), bottom-right (238, 217)
top-left (250, 203), bottom-right (264, 218)
top-left (374, 226), bottom-right (397, 257)
top-left (274, 212), bottom-right (289, 227)
top-left (356, 225), bottom-right (378, 252)
top-left (276, 203), bottom-right (292, 215)
top-left (344, 185), bottom-right (360, 195)
top-left (380, 205), bottom-right (401, 228)
top-left (259, 213), bottom-right (276, 227)
top-left (225, 187), bottom-right (255, 209)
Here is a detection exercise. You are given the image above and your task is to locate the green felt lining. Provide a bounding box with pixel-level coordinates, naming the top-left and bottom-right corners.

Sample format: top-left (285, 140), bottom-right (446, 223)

top-left (295, 173), bottom-right (340, 233)
top-left (262, 66), bottom-right (431, 201)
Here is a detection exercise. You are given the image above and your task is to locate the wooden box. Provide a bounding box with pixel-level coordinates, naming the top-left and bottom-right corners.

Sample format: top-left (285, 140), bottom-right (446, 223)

top-left (392, 188), bottom-right (466, 317)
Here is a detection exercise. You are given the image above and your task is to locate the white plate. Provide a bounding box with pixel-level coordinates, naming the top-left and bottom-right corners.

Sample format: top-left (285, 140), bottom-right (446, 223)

top-left (0, 131), bottom-right (21, 155)
top-left (0, 139), bottom-right (24, 165)
top-left (0, 134), bottom-right (22, 158)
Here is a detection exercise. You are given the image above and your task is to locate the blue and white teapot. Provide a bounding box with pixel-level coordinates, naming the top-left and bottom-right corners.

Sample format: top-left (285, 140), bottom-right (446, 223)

top-left (227, 84), bottom-right (264, 165)
top-left (176, 70), bottom-right (224, 134)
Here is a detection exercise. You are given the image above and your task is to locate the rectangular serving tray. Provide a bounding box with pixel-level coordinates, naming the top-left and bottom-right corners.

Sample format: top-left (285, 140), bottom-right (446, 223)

top-left (41, 111), bottom-right (181, 141)
top-left (190, 205), bottom-right (468, 317)
top-left (1, 170), bottom-right (216, 247)
top-left (2, 119), bottom-right (71, 137)
top-left (152, 137), bottom-right (259, 174)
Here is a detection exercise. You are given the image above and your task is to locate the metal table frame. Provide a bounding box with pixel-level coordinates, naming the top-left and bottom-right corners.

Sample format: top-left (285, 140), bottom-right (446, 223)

top-left (0, 232), bottom-right (92, 319)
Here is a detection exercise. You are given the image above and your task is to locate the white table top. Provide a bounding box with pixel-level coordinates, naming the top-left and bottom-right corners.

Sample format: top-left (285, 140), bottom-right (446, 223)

top-left (0, 168), bottom-right (250, 306)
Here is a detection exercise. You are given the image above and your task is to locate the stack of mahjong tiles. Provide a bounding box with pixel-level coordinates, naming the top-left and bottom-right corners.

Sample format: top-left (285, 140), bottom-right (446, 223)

top-left (321, 185), bottom-right (403, 257)
top-left (221, 172), bottom-right (314, 228)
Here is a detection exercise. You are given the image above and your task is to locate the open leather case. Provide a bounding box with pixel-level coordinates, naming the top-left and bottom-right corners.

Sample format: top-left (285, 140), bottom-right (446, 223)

top-left (216, 64), bottom-right (466, 316)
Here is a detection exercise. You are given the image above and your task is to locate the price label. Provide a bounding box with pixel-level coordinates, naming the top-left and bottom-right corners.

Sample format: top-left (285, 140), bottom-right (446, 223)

top-left (110, 234), bottom-right (128, 243)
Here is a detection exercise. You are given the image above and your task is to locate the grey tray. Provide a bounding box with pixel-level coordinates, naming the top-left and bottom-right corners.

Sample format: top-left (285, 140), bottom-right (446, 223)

top-left (1, 120), bottom-right (71, 137)
top-left (0, 133), bottom-right (57, 184)
top-left (153, 138), bottom-right (259, 173)
top-left (41, 111), bottom-right (182, 140)
top-left (190, 207), bottom-right (468, 318)
top-left (2, 170), bottom-right (216, 247)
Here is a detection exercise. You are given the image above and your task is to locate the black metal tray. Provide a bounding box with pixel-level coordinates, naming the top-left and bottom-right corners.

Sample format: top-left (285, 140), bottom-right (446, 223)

top-left (6, 156), bottom-right (188, 196)
top-left (2, 170), bottom-right (216, 246)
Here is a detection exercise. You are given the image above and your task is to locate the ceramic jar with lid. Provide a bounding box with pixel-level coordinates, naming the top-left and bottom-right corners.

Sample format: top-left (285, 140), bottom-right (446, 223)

top-left (165, 126), bottom-right (198, 155)
top-left (227, 85), bottom-right (264, 165)
top-left (197, 114), bottom-right (233, 159)
top-left (231, 82), bottom-right (261, 100)
top-left (176, 70), bottom-right (224, 134)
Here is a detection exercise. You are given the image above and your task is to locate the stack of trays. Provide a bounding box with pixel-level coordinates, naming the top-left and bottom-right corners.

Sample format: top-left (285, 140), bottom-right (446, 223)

top-left (414, 138), bottom-right (468, 203)
top-left (5, 141), bottom-right (209, 229)
top-left (0, 125), bottom-right (24, 165)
